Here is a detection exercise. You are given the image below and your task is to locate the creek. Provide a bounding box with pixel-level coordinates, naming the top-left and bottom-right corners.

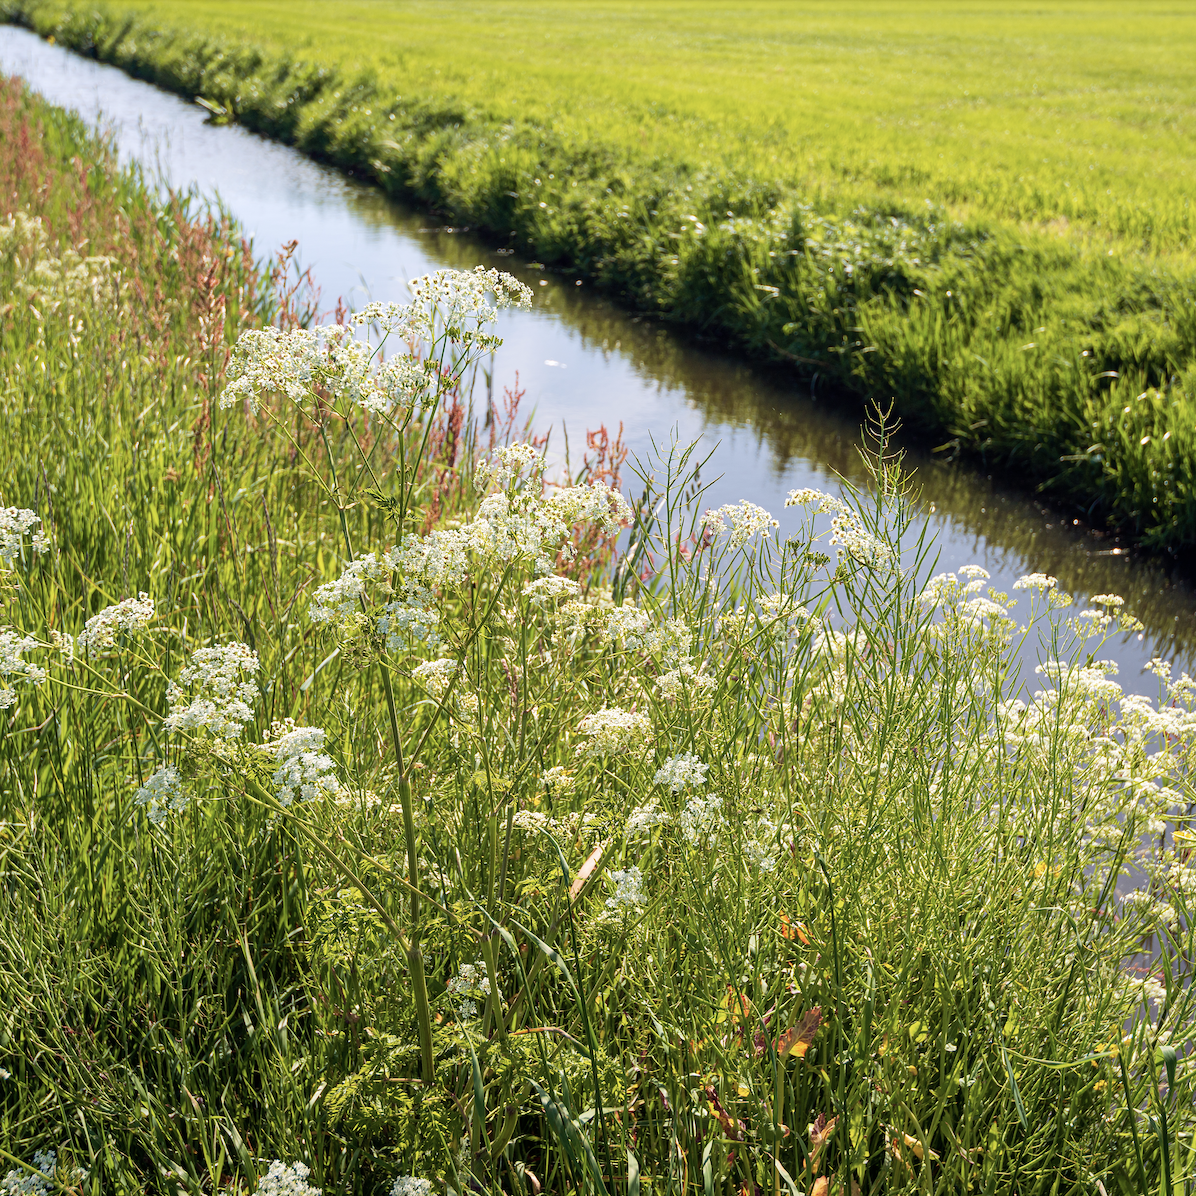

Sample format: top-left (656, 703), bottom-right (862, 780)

top-left (3, 22), bottom-right (1195, 680)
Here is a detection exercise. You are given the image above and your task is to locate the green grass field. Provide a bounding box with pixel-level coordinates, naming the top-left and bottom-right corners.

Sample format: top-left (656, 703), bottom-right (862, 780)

top-left (5, 0), bottom-right (1196, 553)
top-left (54, 0), bottom-right (1196, 253)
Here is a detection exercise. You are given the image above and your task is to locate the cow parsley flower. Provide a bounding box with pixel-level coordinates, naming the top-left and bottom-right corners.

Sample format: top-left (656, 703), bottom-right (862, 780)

top-left (476, 441), bottom-right (543, 492)
top-left (626, 799), bottom-right (671, 836)
top-left (701, 501), bottom-right (777, 549)
top-left (0, 629), bottom-right (46, 708)
top-left (390, 1177), bottom-right (433, 1196)
top-left (785, 488), bottom-right (852, 516)
top-left (523, 575), bottom-right (581, 606)
top-left (134, 765), bottom-right (186, 825)
top-left (165, 642), bottom-right (259, 740)
top-left (76, 593), bottom-right (154, 656)
top-left (542, 766), bottom-right (576, 796)
top-left (411, 657), bottom-right (459, 699)
top-left (606, 866), bottom-right (646, 910)
top-left (656, 663), bottom-right (717, 703)
top-left (447, 960), bottom-right (491, 1020)
top-left (577, 707), bottom-right (653, 759)
top-left (1012, 573), bottom-right (1057, 591)
top-left (828, 512), bottom-right (896, 568)
top-left (2, 1150), bottom-right (58, 1196)
top-left (256, 1160), bottom-right (321, 1196)
top-left (679, 792), bottom-right (724, 848)
top-left (272, 726), bottom-right (343, 806)
top-left (654, 753), bottom-right (709, 793)
top-left (0, 508), bottom-right (50, 564)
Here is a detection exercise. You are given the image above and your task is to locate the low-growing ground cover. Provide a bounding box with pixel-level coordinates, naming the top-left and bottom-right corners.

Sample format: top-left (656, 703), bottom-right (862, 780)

top-left (3, 0), bottom-right (1196, 553)
top-left (4, 77), bottom-right (1196, 1196)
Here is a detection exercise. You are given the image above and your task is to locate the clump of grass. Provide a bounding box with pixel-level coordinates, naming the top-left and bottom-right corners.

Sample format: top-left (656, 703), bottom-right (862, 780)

top-left (3, 76), bottom-right (1196, 1196)
top-left (4, 0), bottom-right (1196, 551)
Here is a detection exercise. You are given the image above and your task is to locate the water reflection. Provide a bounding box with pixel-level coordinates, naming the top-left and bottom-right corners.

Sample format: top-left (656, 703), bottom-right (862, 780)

top-left (1, 22), bottom-right (1193, 675)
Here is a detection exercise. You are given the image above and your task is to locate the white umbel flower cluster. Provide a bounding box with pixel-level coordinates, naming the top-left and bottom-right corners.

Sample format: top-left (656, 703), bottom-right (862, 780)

top-left (77, 593), bottom-right (154, 656)
top-left (256, 1160), bottom-right (321, 1196)
top-left (679, 792), bottom-right (724, 849)
top-left (0, 508), bottom-right (50, 564)
top-left (411, 657), bottom-right (460, 699)
top-left (700, 500), bottom-right (778, 549)
top-left (446, 960), bottom-right (491, 1020)
top-left (625, 798), bottom-right (670, 836)
top-left (358, 266), bottom-right (533, 341)
top-left (785, 488), bottom-right (896, 569)
top-left (576, 707), bottom-right (653, 759)
top-left (1, 1150), bottom-right (58, 1196)
top-left (165, 642), bottom-right (259, 740)
top-left (654, 753), bottom-right (710, 793)
top-left (1012, 573), bottom-right (1057, 591)
top-left (309, 447), bottom-right (630, 653)
top-left (606, 866), bottom-right (647, 910)
top-left (271, 725), bottom-right (344, 806)
top-left (0, 629), bottom-right (46, 709)
top-left (223, 268), bottom-right (532, 416)
top-left (222, 324), bottom-right (431, 416)
top-left (134, 765), bottom-right (186, 826)
top-left (390, 1177), bottom-right (434, 1196)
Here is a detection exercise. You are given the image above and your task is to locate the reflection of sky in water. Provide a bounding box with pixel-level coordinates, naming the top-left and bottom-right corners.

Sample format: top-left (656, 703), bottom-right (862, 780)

top-left (3, 24), bottom-right (1194, 685)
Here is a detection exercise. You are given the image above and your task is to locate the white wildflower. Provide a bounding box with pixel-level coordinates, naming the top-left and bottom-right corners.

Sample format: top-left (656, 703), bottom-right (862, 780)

top-left (447, 960), bottom-right (491, 1019)
top-left (76, 593), bottom-right (154, 656)
top-left (0, 508), bottom-right (50, 563)
top-left (523, 576), bottom-right (580, 606)
top-left (577, 707), bottom-right (653, 759)
top-left (784, 488), bottom-right (851, 516)
top-left (513, 810), bottom-right (552, 833)
top-left (743, 816), bottom-right (778, 872)
top-left (309, 553), bottom-right (389, 628)
top-left (134, 765), bottom-right (187, 825)
top-left (0, 629), bottom-right (46, 708)
top-left (411, 657), bottom-right (459, 699)
top-left (655, 663), bottom-right (717, 702)
top-left (626, 799), bottom-right (670, 836)
top-left (828, 512), bottom-right (896, 568)
top-left (541, 766), bottom-right (576, 796)
top-left (1090, 594), bottom-right (1125, 607)
top-left (256, 1160), bottom-right (321, 1196)
top-left (272, 726), bottom-right (343, 806)
top-left (1012, 573), bottom-right (1057, 591)
top-left (957, 565), bottom-right (990, 580)
top-left (165, 642), bottom-right (259, 740)
top-left (606, 866), bottom-right (647, 910)
top-left (390, 1179), bottom-right (434, 1196)
top-left (679, 791), bottom-right (724, 848)
top-left (701, 500), bottom-right (776, 549)
top-left (476, 441), bottom-right (543, 492)
top-left (2, 1150), bottom-right (58, 1196)
top-left (654, 752), bottom-right (709, 793)
top-left (758, 592), bottom-right (812, 623)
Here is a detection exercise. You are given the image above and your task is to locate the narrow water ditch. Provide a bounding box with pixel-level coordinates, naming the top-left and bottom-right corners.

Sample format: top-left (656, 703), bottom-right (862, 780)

top-left (3, 23), bottom-right (1195, 679)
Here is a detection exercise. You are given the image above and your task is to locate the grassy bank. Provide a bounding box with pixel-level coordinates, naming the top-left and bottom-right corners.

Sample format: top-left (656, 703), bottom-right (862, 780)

top-left (5, 73), bottom-right (1196, 1195)
top-left (3, 0), bottom-right (1196, 554)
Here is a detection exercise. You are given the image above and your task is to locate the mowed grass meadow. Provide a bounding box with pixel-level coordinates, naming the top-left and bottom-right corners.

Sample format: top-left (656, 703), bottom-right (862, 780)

top-left (6, 0), bottom-right (1196, 553)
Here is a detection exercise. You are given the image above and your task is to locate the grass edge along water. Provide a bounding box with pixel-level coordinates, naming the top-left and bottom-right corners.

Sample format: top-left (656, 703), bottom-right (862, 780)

top-left (4, 73), bottom-right (1196, 1196)
top-left (3, 0), bottom-right (1196, 556)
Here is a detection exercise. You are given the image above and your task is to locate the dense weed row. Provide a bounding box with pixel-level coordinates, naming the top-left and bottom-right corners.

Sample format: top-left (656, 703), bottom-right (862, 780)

top-left (3, 75), bottom-right (1196, 1196)
top-left (2, 2), bottom-right (1196, 552)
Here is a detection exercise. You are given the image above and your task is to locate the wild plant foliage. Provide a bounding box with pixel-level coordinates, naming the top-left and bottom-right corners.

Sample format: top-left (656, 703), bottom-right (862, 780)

top-left (3, 78), bottom-right (1196, 1196)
